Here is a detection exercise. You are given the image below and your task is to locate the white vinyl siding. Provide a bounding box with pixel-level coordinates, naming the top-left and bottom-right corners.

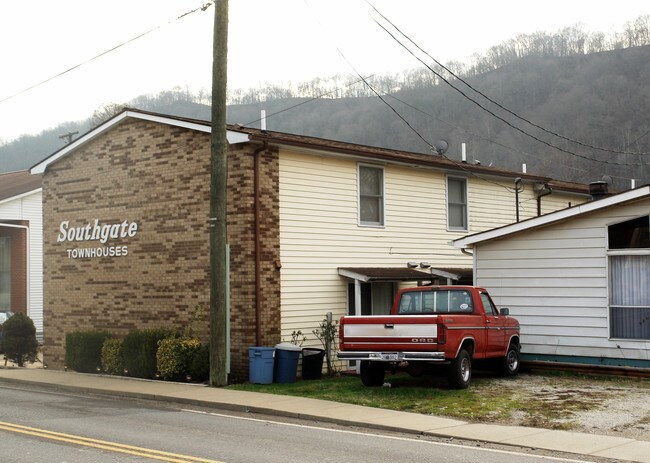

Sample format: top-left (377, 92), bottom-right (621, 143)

top-left (278, 150), bottom-right (586, 345)
top-left (473, 199), bottom-right (650, 362)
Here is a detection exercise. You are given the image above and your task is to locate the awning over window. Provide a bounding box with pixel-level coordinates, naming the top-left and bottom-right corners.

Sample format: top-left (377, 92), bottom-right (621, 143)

top-left (338, 267), bottom-right (472, 283)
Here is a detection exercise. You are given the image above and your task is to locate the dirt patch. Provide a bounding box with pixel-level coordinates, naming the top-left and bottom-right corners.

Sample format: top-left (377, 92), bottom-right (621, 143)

top-left (488, 372), bottom-right (650, 441)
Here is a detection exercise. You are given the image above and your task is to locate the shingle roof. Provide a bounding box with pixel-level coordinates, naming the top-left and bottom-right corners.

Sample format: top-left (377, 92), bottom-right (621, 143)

top-left (0, 171), bottom-right (42, 202)
top-left (31, 108), bottom-right (592, 194)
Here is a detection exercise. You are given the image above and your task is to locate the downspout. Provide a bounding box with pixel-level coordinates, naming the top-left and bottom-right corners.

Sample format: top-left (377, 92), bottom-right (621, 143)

top-left (536, 183), bottom-right (552, 216)
top-left (253, 141), bottom-right (268, 347)
top-left (514, 177), bottom-right (522, 222)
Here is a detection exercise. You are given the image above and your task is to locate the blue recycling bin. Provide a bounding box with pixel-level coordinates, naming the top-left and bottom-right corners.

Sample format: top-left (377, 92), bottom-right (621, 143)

top-left (273, 343), bottom-right (302, 383)
top-left (249, 347), bottom-right (275, 384)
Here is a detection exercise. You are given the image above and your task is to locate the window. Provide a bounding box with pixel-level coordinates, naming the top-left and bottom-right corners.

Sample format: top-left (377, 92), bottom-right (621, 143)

top-left (447, 176), bottom-right (468, 230)
top-left (480, 293), bottom-right (498, 316)
top-left (0, 237), bottom-right (10, 310)
top-left (359, 165), bottom-right (384, 226)
top-left (397, 289), bottom-right (474, 314)
top-left (608, 216), bottom-right (650, 340)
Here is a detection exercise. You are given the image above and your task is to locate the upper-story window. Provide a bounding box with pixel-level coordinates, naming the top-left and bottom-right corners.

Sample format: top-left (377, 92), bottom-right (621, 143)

top-left (447, 176), bottom-right (468, 231)
top-left (358, 165), bottom-right (384, 227)
top-left (608, 215), bottom-right (650, 340)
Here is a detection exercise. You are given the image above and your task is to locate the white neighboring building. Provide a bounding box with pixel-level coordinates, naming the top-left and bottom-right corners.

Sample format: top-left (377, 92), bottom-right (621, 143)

top-left (453, 186), bottom-right (650, 369)
top-left (0, 171), bottom-right (43, 337)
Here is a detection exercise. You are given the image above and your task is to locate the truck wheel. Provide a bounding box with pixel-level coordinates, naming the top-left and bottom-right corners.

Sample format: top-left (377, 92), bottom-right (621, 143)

top-left (448, 349), bottom-right (471, 389)
top-left (499, 343), bottom-right (520, 376)
top-left (360, 361), bottom-right (385, 387)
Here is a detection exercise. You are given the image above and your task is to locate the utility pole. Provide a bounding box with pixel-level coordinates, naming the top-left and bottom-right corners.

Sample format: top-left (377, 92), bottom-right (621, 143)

top-left (209, 0), bottom-right (229, 387)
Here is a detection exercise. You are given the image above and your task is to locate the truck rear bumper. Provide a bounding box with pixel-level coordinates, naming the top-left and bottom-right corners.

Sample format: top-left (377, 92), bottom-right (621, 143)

top-left (337, 351), bottom-right (446, 362)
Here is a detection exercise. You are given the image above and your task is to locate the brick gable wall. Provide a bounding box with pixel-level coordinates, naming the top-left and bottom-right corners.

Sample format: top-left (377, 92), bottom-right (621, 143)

top-left (42, 119), bottom-right (280, 380)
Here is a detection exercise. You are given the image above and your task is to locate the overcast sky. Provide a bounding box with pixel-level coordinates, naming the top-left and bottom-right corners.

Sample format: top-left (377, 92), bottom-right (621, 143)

top-left (0, 0), bottom-right (648, 143)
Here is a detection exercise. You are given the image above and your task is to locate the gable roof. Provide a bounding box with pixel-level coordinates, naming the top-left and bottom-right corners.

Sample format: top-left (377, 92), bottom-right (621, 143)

top-left (30, 108), bottom-right (589, 196)
top-left (0, 170), bottom-right (42, 203)
top-left (452, 185), bottom-right (650, 249)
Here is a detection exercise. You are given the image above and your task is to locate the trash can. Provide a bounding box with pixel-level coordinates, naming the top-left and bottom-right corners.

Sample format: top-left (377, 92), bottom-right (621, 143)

top-left (301, 348), bottom-right (325, 380)
top-left (249, 347), bottom-right (275, 384)
top-left (273, 343), bottom-right (302, 383)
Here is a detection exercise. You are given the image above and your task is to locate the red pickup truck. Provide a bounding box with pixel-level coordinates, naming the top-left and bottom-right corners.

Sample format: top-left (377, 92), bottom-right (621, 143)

top-left (338, 286), bottom-right (520, 388)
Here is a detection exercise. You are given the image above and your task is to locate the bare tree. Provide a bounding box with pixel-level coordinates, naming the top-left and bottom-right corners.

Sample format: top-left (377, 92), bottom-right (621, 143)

top-left (89, 102), bottom-right (128, 127)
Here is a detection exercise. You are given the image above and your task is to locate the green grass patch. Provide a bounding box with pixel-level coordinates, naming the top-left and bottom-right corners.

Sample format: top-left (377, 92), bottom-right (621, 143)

top-left (229, 372), bottom-right (523, 422)
top-left (228, 368), bottom-right (650, 429)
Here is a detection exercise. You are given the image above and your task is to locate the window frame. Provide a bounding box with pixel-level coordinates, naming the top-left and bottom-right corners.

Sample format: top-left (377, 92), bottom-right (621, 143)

top-left (606, 215), bottom-right (650, 341)
top-left (446, 175), bottom-right (469, 232)
top-left (0, 236), bottom-right (11, 311)
top-left (358, 163), bottom-right (385, 228)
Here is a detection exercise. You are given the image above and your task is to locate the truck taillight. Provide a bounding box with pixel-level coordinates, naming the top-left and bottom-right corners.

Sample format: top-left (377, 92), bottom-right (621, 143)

top-left (438, 324), bottom-right (447, 345)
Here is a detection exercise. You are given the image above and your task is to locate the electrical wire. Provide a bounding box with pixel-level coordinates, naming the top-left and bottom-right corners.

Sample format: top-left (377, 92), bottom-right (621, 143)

top-left (0, 2), bottom-right (214, 105)
top-left (384, 93), bottom-right (599, 178)
top-left (367, 4), bottom-right (650, 166)
top-left (366, 1), bottom-right (650, 158)
top-left (300, 0), bottom-right (558, 192)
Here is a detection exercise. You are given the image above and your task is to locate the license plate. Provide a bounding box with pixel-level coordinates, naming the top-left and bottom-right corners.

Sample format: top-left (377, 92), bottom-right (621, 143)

top-left (380, 353), bottom-right (399, 361)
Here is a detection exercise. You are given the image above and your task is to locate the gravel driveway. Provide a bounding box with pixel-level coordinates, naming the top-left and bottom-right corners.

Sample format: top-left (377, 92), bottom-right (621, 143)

top-left (490, 371), bottom-right (650, 441)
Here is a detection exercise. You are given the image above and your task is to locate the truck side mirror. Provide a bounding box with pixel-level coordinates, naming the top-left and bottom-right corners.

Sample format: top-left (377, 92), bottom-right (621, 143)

top-left (500, 308), bottom-right (510, 316)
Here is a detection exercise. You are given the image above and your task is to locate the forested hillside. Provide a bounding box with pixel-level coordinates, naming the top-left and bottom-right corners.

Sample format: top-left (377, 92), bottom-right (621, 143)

top-left (2, 19), bottom-right (649, 189)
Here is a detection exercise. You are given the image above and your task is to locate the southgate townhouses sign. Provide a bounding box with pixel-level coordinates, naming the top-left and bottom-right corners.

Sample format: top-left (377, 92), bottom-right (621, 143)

top-left (57, 219), bottom-right (139, 259)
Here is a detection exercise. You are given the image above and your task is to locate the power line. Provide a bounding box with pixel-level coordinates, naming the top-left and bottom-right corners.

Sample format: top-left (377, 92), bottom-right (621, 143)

top-left (0, 2), bottom-right (214, 105)
top-left (366, 1), bottom-right (650, 158)
top-left (367, 4), bottom-right (650, 167)
top-left (330, 51), bottom-right (519, 192)
top-left (384, 93), bottom-right (597, 178)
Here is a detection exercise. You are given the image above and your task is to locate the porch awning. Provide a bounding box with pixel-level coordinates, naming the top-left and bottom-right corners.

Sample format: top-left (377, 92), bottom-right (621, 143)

top-left (338, 267), bottom-right (472, 283)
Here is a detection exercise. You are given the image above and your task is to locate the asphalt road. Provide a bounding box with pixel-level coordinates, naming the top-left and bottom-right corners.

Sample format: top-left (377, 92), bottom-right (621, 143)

top-left (0, 383), bottom-right (597, 463)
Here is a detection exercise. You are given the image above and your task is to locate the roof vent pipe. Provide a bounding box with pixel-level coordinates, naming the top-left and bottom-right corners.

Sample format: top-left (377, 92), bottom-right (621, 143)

top-left (631, 179), bottom-right (636, 189)
top-left (461, 143), bottom-right (467, 163)
top-left (260, 110), bottom-right (267, 132)
top-left (589, 181), bottom-right (609, 200)
top-left (522, 163), bottom-right (527, 173)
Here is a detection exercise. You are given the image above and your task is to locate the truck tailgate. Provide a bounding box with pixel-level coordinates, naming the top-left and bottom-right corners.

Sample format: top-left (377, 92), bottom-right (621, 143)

top-left (340, 315), bottom-right (440, 351)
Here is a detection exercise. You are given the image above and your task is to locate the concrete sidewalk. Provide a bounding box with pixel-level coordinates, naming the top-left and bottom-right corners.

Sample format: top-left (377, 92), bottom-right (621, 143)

top-left (0, 367), bottom-right (648, 462)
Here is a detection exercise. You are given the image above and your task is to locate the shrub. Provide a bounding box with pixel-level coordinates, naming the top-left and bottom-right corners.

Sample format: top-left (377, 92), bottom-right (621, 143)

top-left (122, 328), bottom-right (174, 379)
top-left (188, 343), bottom-right (209, 382)
top-left (65, 331), bottom-right (111, 373)
top-left (156, 337), bottom-right (206, 381)
top-left (2, 312), bottom-right (39, 367)
top-left (101, 338), bottom-right (124, 375)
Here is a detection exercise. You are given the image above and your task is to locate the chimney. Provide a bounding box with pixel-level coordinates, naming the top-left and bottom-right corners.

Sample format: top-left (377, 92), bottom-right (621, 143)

top-left (589, 181), bottom-right (609, 200)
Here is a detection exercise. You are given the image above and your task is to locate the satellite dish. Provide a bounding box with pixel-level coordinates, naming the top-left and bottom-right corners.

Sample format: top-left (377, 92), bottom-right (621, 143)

top-left (431, 139), bottom-right (448, 155)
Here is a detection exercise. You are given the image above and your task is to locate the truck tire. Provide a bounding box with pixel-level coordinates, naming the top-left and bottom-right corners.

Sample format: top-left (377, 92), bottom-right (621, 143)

top-left (499, 342), bottom-right (520, 376)
top-left (448, 349), bottom-right (471, 389)
top-left (360, 361), bottom-right (385, 387)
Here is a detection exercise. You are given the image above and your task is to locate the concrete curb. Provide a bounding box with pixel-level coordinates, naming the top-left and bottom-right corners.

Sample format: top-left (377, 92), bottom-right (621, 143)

top-left (1, 368), bottom-right (649, 462)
